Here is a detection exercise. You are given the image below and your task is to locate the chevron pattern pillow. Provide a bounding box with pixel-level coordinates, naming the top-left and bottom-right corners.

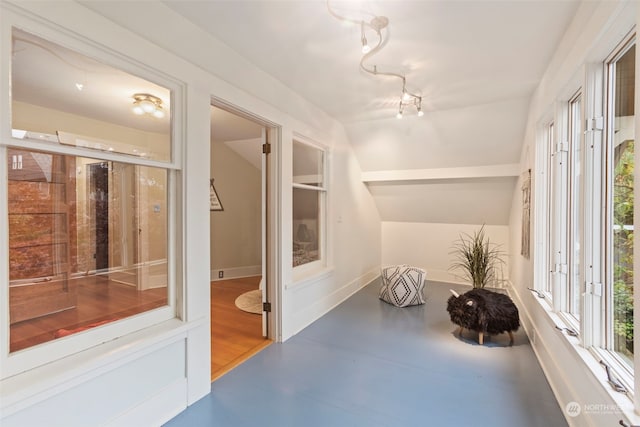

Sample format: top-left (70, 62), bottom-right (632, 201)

top-left (379, 265), bottom-right (426, 307)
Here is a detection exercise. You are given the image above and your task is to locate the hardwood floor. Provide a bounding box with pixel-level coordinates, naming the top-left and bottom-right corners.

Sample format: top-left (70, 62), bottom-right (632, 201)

top-left (9, 275), bottom-right (166, 352)
top-left (210, 276), bottom-right (271, 381)
top-left (10, 274), bottom-right (270, 380)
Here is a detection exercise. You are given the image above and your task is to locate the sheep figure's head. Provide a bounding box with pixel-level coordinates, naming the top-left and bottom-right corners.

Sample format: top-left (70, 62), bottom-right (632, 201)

top-left (446, 289), bottom-right (481, 330)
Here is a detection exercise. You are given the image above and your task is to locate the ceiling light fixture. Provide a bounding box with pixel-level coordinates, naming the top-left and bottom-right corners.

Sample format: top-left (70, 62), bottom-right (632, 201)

top-left (360, 21), bottom-right (371, 54)
top-left (327, 1), bottom-right (424, 118)
top-left (131, 93), bottom-right (165, 119)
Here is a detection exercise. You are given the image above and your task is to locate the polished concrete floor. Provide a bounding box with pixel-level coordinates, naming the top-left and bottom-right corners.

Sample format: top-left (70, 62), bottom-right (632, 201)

top-left (164, 280), bottom-right (568, 427)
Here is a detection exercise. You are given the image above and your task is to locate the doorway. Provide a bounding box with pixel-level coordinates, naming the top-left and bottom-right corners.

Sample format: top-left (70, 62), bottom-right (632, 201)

top-left (88, 162), bottom-right (109, 271)
top-left (209, 104), bottom-right (276, 380)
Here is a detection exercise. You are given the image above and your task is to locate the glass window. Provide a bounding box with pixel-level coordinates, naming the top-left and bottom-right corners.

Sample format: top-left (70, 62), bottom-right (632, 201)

top-left (546, 121), bottom-right (556, 297)
top-left (607, 43), bottom-right (635, 366)
top-left (5, 28), bottom-right (175, 353)
top-left (292, 140), bottom-right (326, 268)
top-left (8, 149), bottom-right (168, 352)
top-left (11, 29), bottom-right (171, 162)
top-left (568, 93), bottom-right (583, 319)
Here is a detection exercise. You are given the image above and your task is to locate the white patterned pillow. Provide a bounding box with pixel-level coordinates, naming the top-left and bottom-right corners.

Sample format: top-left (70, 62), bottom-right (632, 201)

top-left (379, 265), bottom-right (426, 307)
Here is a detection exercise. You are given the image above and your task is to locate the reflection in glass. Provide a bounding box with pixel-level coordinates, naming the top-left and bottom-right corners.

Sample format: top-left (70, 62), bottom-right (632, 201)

top-left (8, 148), bottom-right (168, 352)
top-left (611, 45), bottom-right (635, 364)
top-left (293, 188), bottom-right (320, 267)
top-left (293, 141), bottom-right (324, 187)
top-left (292, 140), bottom-right (325, 268)
top-left (11, 28), bottom-right (171, 162)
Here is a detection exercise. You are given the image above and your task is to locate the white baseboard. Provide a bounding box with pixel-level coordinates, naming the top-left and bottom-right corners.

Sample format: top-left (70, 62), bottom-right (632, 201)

top-left (288, 267), bottom-right (380, 340)
top-left (210, 265), bottom-right (261, 281)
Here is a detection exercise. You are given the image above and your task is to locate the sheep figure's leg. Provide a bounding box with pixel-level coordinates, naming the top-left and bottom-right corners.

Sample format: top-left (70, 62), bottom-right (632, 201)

top-left (508, 331), bottom-right (514, 346)
top-left (478, 332), bottom-right (484, 345)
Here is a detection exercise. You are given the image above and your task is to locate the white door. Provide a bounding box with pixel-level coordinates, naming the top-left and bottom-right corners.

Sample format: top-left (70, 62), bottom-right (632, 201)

top-left (260, 128), bottom-right (269, 337)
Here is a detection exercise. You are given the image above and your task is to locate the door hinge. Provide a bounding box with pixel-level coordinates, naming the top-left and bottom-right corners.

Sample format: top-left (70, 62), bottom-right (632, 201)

top-left (554, 263), bottom-right (567, 274)
top-left (586, 282), bottom-right (603, 297)
top-left (263, 302), bottom-right (271, 312)
top-left (555, 141), bottom-right (569, 153)
top-left (262, 143), bottom-right (271, 154)
top-left (586, 117), bottom-right (604, 132)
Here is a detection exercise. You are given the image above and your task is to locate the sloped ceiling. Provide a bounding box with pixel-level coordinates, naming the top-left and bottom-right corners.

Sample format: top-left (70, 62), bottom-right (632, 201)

top-left (70, 1), bottom-right (580, 225)
top-left (160, 0), bottom-right (578, 225)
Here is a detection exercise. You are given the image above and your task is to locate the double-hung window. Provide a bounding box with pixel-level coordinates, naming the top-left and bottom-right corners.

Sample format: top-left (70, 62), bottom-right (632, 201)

top-left (2, 27), bottom-right (180, 375)
top-left (292, 138), bottom-right (327, 270)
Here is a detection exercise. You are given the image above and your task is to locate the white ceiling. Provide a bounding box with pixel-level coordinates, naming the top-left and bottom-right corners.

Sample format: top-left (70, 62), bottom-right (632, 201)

top-left (162, 0), bottom-right (578, 224)
top-left (13, 1), bottom-right (581, 225)
top-left (164, 0), bottom-right (578, 124)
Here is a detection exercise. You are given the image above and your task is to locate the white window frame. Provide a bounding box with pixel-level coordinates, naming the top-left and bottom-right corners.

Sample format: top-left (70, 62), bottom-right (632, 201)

top-left (534, 116), bottom-right (554, 303)
top-left (535, 30), bottom-right (637, 400)
top-left (291, 135), bottom-right (328, 278)
top-left (566, 90), bottom-right (584, 324)
top-left (0, 14), bottom-right (185, 378)
top-left (598, 33), bottom-right (637, 383)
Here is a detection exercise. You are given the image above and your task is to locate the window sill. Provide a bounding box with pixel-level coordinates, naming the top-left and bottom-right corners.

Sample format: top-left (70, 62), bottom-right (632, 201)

top-left (526, 289), bottom-right (639, 424)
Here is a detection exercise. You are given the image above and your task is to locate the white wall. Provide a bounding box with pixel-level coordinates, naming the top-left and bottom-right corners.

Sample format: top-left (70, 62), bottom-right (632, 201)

top-left (508, 2), bottom-right (639, 426)
top-left (0, 1), bottom-right (382, 426)
top-left (210, 139), bottom-right (262, 279)
top-left (382, 222), bottom-right (509, 285)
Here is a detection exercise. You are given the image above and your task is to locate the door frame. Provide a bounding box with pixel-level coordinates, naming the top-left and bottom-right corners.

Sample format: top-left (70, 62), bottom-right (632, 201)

top-left (210, 97), bottom-right (281, 343)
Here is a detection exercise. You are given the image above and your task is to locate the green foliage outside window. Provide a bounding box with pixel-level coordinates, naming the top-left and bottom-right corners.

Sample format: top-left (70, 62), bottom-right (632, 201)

top-left (613, 140), bottom-right (634, 358)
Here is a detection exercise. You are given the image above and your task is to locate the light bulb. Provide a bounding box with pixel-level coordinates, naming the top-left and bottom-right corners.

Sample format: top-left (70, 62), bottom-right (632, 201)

top-left (153, 108), bottom-right (165, 119)
top-left (362, 44), bottom-right (371, 54)
top-left (402, 91), bottom-right (411, 101)
top-left (396, 111), bottom-right (403, 119)
top-left (132, 104), bottom-right (144, 115)
top-left (417, 109), bottom-right (424, 117)
top-left (140, 99), bottom-right (155, 113)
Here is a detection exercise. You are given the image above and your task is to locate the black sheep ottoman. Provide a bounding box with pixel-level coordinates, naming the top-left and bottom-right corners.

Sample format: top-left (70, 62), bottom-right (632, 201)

top-left (446, 288), bottom-right (520, 346)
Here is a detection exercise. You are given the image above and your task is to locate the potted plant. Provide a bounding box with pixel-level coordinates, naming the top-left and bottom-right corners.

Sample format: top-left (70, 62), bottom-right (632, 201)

top-left (449, 225), bottom-right (505, 289)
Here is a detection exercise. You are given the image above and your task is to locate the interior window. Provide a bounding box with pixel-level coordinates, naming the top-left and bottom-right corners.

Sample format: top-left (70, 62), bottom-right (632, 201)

top-left (7, 28), bottom-right (173, 352)
top-left (292, 140), bottom-right (326, 268)
top-left (11, 29), bottom-right (171, 162)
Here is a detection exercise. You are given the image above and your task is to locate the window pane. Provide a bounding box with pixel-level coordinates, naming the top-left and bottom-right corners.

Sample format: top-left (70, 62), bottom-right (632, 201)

top-left (293, 141), bottom-right (324, 187)
top-left (569, 95), bottom-right (582, 318)
top-left (611, 45), bottom-right (635, 364)
top-left (8, 148), bottom-right (168, 352)
top-left (293, 188), bottom-right (320, 267)
top-left (546, 122), bottom-right (555, 296)
top-left (11, 28), bottom-right (171, 162)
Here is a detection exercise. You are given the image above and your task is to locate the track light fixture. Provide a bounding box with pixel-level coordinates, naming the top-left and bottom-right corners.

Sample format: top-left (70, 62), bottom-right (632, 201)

top-left (131, 93), bottom-right (165, 119)
top-left (327, 1), bottom-right (424, 118)
top-left (360, 21), bottom-right (371, 54)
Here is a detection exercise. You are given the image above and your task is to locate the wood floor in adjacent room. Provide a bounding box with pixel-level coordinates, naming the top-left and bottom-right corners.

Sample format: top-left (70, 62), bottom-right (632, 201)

top-left (210, 276), bottom-right (271, 381)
